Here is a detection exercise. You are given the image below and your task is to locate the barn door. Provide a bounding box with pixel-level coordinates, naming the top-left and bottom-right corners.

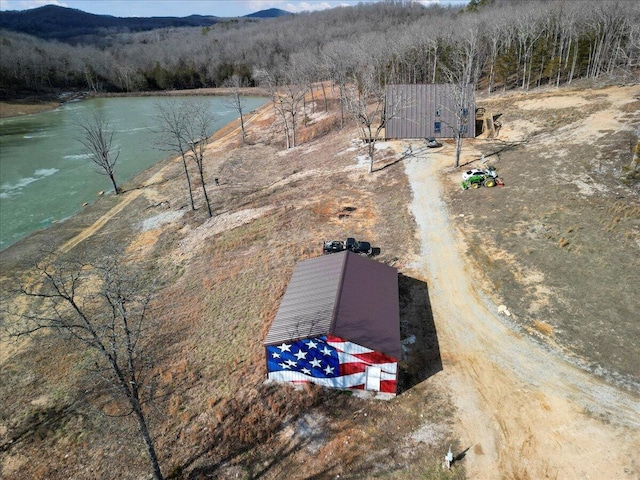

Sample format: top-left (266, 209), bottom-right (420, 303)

top-left (365, 366), bottom-right (382, 391)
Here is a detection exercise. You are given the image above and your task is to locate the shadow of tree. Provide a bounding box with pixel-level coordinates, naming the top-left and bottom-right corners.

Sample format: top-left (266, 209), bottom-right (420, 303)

top-left (396, 273), bottom-right (442, 393)
top-left (171, 274), bottom-right (442, 478)
top-left (185, 437), bottom-right (338, 479)
top-left (171, 383), bottom-right (337, 479)
top-left (374, 144), bottom-right (433, 172)
top-left (460, 133), bottom-right (537, 168)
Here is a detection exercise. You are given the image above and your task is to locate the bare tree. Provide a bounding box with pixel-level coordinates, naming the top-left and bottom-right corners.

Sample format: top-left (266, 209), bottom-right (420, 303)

top-left (184, 101), bottom-right (214, 218)
top-left (75, 113), bottom-right (121, 194)
top-left (4, 256), bottom-right (164, 480)
top-left (255, 67), bottom-right (292, 149)
top-left (343, 65), bottom-right (392, 174)
top-left (439, 80), bottom-right (475, 168)
top-left (279, 67), bottom-right (307, 149)
top-left (514, 6), bottom-right (544, 90)
top-left (483, 12), bottom-right (509, 94)
top-left (441, 20), bottom-right (483, 168)
top-left (321, 41), bottom-right (355, 128)
top-left (223, 74), bottom-right (248, 145)
top-left (255, 66), bottom-right (305, 149)
top-left (155, 101), bottom-right (196, 211)
top-left (290, 51), bottom-right (321, 118)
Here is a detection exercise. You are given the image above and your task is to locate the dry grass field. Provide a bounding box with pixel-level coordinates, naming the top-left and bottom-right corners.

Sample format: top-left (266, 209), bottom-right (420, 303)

top-left (0, 92), bottom-right (459, 479)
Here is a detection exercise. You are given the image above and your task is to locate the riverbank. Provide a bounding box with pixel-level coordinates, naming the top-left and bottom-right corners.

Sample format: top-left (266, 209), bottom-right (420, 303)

top-left (0, 98), bottom-right (61, 118)
top-left (0, 87), bottom-right (269, 118)
top-left (0, 95), bottom-right (270, 249)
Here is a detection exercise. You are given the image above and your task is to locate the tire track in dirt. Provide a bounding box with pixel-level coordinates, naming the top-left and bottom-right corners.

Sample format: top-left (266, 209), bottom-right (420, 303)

top-left (404, 153), bottom-right (640, 479)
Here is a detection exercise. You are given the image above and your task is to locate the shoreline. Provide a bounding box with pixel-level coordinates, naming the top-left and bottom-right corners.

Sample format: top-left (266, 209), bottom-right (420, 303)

top-left (0, 100), bottom-right (270, 258)
top-left (0, 87), bottom-right (269, 119)
top-left (0, 99), bottom-right (62, 118)
top-left (0, 93), bottom-right (270, 250)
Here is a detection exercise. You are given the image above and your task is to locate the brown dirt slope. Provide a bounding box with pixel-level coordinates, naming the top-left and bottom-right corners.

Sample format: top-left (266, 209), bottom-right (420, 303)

top-left (446, 84), bottom-right (640, 391)
top-left (410, 82), bottom-right (640, 479)
top-left (0, 83), bottom-right (638, 479)
top-left (0, 94), bottom-right (457, 479)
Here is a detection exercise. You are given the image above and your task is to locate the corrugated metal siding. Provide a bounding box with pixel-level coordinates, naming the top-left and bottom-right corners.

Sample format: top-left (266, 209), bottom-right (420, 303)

top-left (264, 251), bottom-right (401, 360)
top-left (263, 252), bottom-right (346, 346)
top-left (385, 84), bottom-right (476, 139)
top-left (333, 253), bottom-right (401, 359)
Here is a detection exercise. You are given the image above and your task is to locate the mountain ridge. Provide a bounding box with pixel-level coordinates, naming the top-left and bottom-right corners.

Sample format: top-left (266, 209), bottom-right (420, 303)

top-left (0, 4), bottom-right (292, 43)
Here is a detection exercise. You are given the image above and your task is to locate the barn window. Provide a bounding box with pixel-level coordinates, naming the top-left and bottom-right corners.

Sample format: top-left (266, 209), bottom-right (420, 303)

top-left (435, 109), bottom-right (441, 117)
top-left (434, 121), bottom-right (441, 133)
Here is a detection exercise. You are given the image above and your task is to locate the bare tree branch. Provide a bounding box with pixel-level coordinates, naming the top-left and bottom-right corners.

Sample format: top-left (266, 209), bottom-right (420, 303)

top-left (154, 100), bottom-right (196, 211)
top-left (3, 256), bottom-right (165, 480)
top-left (75, 113), bottom-right (121, 194)
top-left (223, 74), bottom-right (248, 146)
top-left (184, 101), bottom-right (215, 218)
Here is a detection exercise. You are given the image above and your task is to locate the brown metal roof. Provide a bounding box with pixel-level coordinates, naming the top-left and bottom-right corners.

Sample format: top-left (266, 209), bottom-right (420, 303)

top-left (264, 251), bottom-right (401, 360)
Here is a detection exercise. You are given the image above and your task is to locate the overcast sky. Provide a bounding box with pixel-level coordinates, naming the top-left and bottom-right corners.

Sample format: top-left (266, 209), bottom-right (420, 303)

top-left (0, 0), bottom-right (466, 18)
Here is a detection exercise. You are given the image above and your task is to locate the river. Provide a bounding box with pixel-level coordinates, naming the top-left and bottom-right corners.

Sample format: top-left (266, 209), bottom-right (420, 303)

top-left (0, 95), bottom-right (267, 251)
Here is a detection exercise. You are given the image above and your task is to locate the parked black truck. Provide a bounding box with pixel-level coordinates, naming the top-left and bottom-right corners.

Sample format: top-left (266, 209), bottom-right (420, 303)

top-left (322, 237), bottom-right (376, 256)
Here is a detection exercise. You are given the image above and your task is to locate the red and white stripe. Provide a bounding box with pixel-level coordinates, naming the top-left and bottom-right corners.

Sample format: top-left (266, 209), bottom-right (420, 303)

top-left (268, 370), bottom-right (397, 392)
top-left (326, 335), bottom-right (398, 375)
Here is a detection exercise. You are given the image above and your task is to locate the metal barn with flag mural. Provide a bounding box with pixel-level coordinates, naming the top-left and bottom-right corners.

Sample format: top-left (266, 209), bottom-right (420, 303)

top-left (264, 250), bottom-right (401, 397)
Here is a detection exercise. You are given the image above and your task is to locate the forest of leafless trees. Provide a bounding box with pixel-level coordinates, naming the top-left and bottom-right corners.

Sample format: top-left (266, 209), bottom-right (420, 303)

top-left (0, 0), bottom-right (638, 96)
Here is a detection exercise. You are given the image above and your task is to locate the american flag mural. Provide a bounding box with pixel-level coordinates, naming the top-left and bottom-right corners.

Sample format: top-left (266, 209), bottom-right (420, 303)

top-left (266, 335), bottom-right (397, 393)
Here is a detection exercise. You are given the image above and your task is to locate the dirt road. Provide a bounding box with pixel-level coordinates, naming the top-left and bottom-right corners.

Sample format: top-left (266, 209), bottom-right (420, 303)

top-left (404, 153), bottom-right (640, 479)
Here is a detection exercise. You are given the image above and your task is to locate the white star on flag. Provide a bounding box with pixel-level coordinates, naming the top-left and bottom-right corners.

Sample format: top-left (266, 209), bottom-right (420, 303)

top-left (321, 346), bottom-right (333, 356)
top-left (277, 343), bottom-right (292, 352)
top-left (323, 365), bottom-right (334, 375)
top-left (294, 350), bottom-right (307, 360)
top-left (279, 362), bottom-right (291, 369)
top-left (286, 359), bottom-right (297, 367)
top-left (301, 367), bottom-right (311, 375)
top-left (309, 358), bottom-right (322, 368)
top-left (306, 339), bottom-right (318, 349)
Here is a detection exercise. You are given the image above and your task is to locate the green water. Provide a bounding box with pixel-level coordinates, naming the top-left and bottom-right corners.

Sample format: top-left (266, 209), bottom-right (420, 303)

top-left (0, 96), bottom-right (267, 250)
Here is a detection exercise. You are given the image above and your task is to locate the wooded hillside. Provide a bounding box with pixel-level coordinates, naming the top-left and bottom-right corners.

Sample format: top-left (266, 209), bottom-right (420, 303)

top-left (0, 5), bottom-right (221, 43)
top-left (0, 0), bottom-right (638, 96)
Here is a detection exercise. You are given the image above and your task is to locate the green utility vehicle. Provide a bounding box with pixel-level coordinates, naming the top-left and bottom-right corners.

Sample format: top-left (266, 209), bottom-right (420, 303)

top-left (461, 166), bottom-right (503, 189)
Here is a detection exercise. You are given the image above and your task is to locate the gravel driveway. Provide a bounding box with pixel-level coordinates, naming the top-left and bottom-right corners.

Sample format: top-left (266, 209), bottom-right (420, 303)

top-left (403, 152), bottom-right (640, 479)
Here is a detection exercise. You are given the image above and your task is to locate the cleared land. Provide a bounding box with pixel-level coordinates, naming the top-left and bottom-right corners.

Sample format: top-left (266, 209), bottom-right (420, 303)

top-left (447, 85), bottom-right (640, 391)
top-left (1, 83), bottom-right (639, 479)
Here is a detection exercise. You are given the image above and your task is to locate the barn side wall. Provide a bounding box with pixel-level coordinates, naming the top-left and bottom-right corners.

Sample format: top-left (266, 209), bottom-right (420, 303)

top-left (265, 335), bottom-right (397, 395)
top-left (386, 83), bottom-right (476, 139)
